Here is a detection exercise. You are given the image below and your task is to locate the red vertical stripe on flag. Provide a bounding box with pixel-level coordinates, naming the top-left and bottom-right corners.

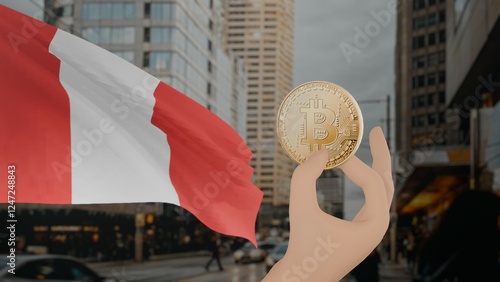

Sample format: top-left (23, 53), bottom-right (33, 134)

top-left (151, 82), bottom-right (263, 245)
top-left (0, 6), bottom-right (72, 203)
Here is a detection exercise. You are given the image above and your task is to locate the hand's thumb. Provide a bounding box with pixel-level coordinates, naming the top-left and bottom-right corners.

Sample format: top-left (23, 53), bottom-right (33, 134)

top-left (292, 149), bottom-right (328, 183)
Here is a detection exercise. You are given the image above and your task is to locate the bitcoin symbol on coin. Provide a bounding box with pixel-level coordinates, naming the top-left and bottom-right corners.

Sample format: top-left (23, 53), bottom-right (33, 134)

top-left (277, 81), bottom-right (363, 169)
top-left (300, 99), bottom-right (338, 152)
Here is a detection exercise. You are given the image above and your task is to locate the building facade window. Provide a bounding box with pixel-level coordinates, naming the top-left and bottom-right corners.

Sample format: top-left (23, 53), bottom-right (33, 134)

top-left (171, 53), bottom-right (186, 75)
top-left (428, 93), bottom-right (435, 105)
top-left (438, 71), bottom-right (446, 83)
top-left (417, 115), bottom-right (426, 127)
top-left (144, 27), bottom-right (150, 42)
top-left (413, 35), bottom-right (425, 49)
top-left (427, 73), bottom-right (436, 85)
top-left (428, 53), bottom-right (438, 66)
top-left (438, 51), bottom-right (446, 63)
top-left (439, 91), bottom-right (446, 104)
top-left (439, 10), bottom-right (446, 23)
top-left (112, 51), bottom-right (135, 63)
top-left (82, 27), bottom-right (135, 45)
top-left (59, 5), bottom-right (73, 17)
top-left (151, 27), bottom-right (172, 43)
top-left (413, 0), bottom-right (426, 10)
top-left (428, 33), bottom-right (436, 45)
top-left (412, 56), bottom-right (426, 69)
top-left (439, 30), bottom-right (446, 43)
top-left (413, 75), bottom-right (426, 89)
top-left (151, 3), bottom-right (175, 19)
top-left (172, 29), bottom-right (187, 50)
top-left (428, 113), bottom-right (436, 125)
top-left (144, 51), bottom-right (172, 69)
top-left (82, 2), bottom-right (135, 20)
top-left (413, 16), bottom-right (426, 30)
top-left (428, 14), bottom-right (437, 26)
top-left (144, 3), bottom-right (151, 18)
top-left (418, 95), bottom-right (426, 107)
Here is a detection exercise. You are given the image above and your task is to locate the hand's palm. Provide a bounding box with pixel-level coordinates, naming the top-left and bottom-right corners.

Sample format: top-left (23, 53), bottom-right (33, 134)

top-left (263, 127), bottom-right (393, 281)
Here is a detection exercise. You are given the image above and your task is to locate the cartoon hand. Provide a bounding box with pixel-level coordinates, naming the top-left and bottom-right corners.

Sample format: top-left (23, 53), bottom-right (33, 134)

top-left (262, 127), bottom-right (394, 282)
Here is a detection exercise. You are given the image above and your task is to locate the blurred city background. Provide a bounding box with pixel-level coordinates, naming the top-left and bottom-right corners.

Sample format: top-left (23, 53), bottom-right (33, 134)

top-left (1, 0), bottom-right (499, 281)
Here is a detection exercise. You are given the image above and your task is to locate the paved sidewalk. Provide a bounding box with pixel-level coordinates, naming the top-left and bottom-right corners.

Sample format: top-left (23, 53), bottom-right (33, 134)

top-left (340, 261), bottom-right (413, 282)
top-left (379, 262), bottom-right (413, 281)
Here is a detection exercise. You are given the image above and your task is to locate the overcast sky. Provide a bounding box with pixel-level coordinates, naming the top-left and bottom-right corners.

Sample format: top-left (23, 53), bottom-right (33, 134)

top-left (293, 0), bottom-right (396, 220)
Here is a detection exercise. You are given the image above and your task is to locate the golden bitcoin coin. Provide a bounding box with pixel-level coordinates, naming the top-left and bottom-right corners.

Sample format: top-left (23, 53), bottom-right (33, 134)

top-left (277, 81), bottom-right (363, 169)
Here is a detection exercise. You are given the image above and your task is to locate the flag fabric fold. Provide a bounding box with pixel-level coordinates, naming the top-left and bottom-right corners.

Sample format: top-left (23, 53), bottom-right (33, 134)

top-left (0, 5), bottom-right (262, 245)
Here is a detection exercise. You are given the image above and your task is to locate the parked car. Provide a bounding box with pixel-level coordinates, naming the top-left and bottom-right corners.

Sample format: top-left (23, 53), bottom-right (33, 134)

top-left (265, 241), bottom-right (288, 272)
top-left (232, 241), bottom-right (266, 264)
top-left (0, 254), bottom-right (118, 281)
top-left (259, 237), bottom-right (282, 256)
top-left (259, 242), bottom-right (278, 256)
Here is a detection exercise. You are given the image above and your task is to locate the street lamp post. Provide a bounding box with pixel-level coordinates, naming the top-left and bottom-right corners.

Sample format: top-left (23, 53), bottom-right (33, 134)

top-left (356, 95), bottom-right (397, 263)
top-left (135, 206), bottom-right (145, 263)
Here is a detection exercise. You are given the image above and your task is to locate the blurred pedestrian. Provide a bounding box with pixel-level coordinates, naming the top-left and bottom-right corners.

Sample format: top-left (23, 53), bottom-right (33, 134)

top-left (205, 234), bottom-right (224, 271)
top-left (414, 190), bottom-right (500, 282)
top-left (350, 249), bottom-right (380, 281)
top-left (126, 234), bottom-right (135, 259)
top-left (405, 232), bottom-right (416, 273)
top-left (142, 240), bottom-right (151, 261)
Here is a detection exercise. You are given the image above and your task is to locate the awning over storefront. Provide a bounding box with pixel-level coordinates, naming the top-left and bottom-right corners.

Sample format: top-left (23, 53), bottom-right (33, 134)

top-left (396, 148), bottom-right (470, 215)
top-left (447, 18), bottom-right (500, 108)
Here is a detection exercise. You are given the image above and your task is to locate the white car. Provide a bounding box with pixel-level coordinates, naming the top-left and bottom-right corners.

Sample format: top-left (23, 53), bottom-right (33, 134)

top-left (232, 241), bottom-right (266, 264)
top-left (0, 254), bottom-right (118, 282)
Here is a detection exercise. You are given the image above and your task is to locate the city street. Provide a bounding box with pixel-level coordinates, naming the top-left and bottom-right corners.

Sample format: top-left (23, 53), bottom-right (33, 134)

top-left (89, 254), bottom-right (412, 282)
top-left (90, 255), bottom-right (267, 282)
top-left (2, 0), bottom-right (498, 281)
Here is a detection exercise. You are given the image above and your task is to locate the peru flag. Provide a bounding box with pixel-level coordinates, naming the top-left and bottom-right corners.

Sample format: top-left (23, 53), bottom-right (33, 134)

top-left (0, 5), bottom-right (262, 245)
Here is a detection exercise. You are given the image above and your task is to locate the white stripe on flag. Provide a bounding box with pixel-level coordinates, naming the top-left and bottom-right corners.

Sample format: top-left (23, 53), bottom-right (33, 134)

top-left (49, 30), bottom-right (180, 205)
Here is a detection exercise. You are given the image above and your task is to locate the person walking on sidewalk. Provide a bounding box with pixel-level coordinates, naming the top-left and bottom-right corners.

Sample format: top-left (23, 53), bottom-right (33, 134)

top-left (405, 232), bottom-right (416, 273)
top-left (205, 234), bottom-right (224, 271)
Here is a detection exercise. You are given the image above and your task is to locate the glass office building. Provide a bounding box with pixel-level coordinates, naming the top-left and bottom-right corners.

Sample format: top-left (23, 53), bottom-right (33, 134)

top-left (47, 0), bottom-right (247, 133)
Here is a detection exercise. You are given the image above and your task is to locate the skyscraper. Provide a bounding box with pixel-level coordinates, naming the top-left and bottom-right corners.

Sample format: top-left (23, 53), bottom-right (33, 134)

top-left (223, 0), bottom-right (294, 227)
top-left (46, 0), bottom-right (247, 135)
top-left (395, 0), bottom-right (447, 155)
top-left (36, 0), bottom-right (249, 256)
